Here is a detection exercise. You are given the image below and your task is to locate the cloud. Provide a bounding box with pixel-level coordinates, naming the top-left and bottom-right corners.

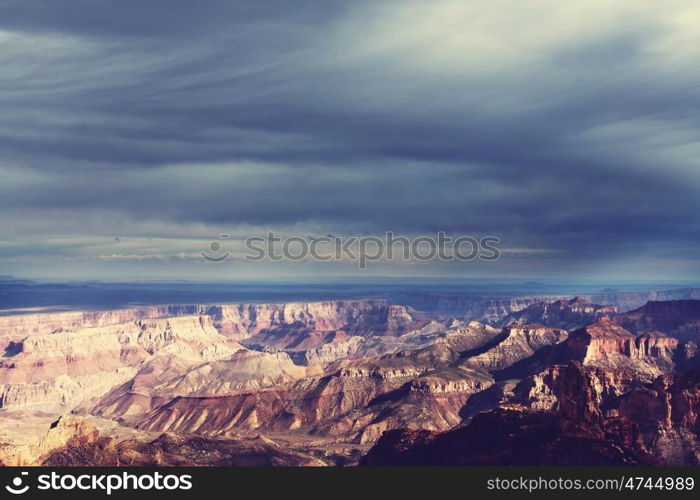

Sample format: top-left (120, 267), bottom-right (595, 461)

top-left (0, 0), bottom-right (698, 280)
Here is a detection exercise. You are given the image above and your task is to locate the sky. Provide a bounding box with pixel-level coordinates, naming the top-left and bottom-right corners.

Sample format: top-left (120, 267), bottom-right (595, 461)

top-left (0, 0), bottom-right (699, 282)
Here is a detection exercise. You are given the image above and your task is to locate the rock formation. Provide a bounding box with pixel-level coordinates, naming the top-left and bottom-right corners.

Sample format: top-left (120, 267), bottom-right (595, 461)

top-left (497, 297), bottom-right (617, 330)
top-left (1, 297), bottom-right (699, 466)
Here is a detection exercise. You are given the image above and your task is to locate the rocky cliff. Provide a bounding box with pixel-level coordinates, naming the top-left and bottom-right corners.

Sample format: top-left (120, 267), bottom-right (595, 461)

top-left (615, 300), bottom-right (700, 341)
top-left (0, 315), bottom-right (238, 411)
top-left (497, 297), bottom-right (617, 330)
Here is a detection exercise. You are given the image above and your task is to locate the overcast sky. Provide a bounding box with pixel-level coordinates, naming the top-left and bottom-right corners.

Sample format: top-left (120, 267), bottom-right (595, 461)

top-left (1, 0), bottom-right (699, 281)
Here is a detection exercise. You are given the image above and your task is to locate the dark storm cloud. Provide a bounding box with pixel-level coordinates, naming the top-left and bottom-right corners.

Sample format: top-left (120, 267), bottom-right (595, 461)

top-left (0, 0), bottom-right (340, 37)
top-left (1, 0), bottom-right (699, 275)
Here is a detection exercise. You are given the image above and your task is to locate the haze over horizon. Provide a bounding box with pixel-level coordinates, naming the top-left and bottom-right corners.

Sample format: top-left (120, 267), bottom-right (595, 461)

top-left (1, 0), bottom-right (699, 281)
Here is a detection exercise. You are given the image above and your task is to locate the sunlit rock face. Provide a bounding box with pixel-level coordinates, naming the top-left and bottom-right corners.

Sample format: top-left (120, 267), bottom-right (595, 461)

top-left (565, 317), bottom-right (678, 376)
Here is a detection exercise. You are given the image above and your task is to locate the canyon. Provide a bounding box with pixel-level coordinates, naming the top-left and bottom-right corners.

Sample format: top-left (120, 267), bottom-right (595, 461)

top-left (0, 290), bottom-right (699, 466)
